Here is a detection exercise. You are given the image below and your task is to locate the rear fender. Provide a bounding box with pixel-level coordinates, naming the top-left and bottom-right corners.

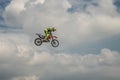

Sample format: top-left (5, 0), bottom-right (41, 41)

top-left (48, 36), bottom-right (57, 39)
top-left (53, 36), bottom-right (57, 38)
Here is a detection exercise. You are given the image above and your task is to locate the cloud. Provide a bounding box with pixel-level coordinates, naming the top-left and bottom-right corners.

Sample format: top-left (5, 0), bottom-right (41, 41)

top-left (0, 33), bottom-right (120, 80)
top-left (1, 0), bottom-right (120, 80)
top-left (12, 75), bottom-right (39, 80)
top-left (1, 0), bottom-right (120, 79)
top-left (3, 0), bottom-right (120, 49)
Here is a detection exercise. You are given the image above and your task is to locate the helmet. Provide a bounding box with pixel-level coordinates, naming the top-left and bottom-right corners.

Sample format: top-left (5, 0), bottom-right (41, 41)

top-left (51, 27), bottom-right (56, 31)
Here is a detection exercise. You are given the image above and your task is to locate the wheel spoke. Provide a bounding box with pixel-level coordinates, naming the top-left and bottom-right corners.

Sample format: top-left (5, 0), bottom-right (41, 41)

top-left (34, 38), bottom-right (42, 46)
top-left (51, 39), bottom-right (59, 47)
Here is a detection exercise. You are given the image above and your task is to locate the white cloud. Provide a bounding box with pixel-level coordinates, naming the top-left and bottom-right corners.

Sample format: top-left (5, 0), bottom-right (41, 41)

top-left (0, 33), bottom-right (120, 80)
top-left (12, 75), bottom-right (39, 80)
top-left (3, 0), bottom-right (120, 49)
top-left (1, 0), bottom-right (120, 80)
top-left (32, 0), bottom-right (45, 5)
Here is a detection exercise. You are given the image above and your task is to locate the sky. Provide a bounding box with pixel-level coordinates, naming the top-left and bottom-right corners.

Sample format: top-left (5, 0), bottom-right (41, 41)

top-left (0, 0), bottom-right (120, 80)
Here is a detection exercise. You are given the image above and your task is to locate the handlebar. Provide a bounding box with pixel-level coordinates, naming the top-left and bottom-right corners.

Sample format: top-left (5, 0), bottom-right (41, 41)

top-left (36, 33), bottom-right (41, 38)
top-left (36, 33), bottom-right (39, 35)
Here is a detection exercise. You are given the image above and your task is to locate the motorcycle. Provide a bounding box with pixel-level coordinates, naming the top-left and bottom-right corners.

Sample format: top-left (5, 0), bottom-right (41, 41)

top-left (34, 32), bottom-right (59, 47)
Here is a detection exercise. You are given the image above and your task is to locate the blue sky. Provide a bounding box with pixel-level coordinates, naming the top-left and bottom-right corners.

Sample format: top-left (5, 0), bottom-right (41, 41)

top-left (0, 0), bottom-right (10, 20)
top-left (114, 0), bottom-right (120, 12)
top-left (0, 0), bottom-right (120, 80)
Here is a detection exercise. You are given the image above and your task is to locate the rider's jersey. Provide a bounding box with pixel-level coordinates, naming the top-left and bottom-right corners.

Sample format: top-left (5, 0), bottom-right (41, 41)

top-left (44, 28), bottom-right (54, 35)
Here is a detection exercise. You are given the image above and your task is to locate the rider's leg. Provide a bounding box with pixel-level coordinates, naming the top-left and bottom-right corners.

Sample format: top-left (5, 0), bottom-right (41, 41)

top-left (44, 30), bottom-right (47, 39)
top-left (45, 31), bottom-right (49, 39)
top-left (46, 34), bottom-right (49, 39)
top-left (44, 34), bottom-right (49, 42)
top-left (44, 30), bottom-right (47, 36)
top-left (44, 30), bottom-right (50, 42)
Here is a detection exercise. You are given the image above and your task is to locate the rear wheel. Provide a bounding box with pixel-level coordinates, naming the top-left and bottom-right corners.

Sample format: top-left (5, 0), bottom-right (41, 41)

top-left (34, 38), bottom-right (42, 46)
top-left (51, 39), bottom-right (59, 47)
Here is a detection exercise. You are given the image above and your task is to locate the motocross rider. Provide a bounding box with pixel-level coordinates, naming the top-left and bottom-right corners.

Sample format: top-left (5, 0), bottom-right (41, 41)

top-left (44, 27), bottom-right (56, 41)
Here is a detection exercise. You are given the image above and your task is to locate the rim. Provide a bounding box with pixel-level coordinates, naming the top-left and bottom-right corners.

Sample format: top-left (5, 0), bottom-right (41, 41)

top-left (35, 38), bottom-right (42, 46)
top-left (51, 39), bottom-right (59, 47)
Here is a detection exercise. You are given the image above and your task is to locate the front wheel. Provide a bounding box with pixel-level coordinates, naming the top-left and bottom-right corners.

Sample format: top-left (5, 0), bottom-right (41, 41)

top-left (51, 39), bottom-right (59, 47)
top-left (34, 38), bottom-right (42, 46)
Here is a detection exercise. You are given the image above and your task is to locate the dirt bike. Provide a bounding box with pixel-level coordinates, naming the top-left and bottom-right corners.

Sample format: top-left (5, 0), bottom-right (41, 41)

top-left (34, 32), bottom-right (59, 47)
